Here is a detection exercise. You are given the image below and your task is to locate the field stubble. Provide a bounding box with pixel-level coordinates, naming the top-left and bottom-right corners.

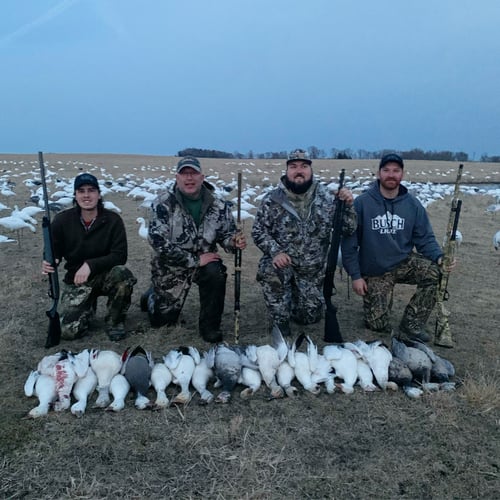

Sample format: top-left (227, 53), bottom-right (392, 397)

top-left (0, 155), bottom-right (499, 499)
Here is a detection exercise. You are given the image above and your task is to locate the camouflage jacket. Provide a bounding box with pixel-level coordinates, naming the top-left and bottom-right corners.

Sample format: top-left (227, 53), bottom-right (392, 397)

top-left (252, 178), bottom-right (357, 268)
top-left (148, 182), bottom-right (237, 269)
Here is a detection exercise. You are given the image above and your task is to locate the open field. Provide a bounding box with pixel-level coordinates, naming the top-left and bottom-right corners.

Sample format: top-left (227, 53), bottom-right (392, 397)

top-left (0, 154), bottom-right (499, 499)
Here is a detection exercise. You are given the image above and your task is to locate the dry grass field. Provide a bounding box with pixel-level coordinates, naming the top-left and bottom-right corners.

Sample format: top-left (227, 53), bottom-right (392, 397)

top-left (0, 153), bottom-right (499, 499)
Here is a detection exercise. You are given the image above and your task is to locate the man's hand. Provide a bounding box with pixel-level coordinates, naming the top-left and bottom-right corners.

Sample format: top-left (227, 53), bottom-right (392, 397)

top-left (42, 259), bottom-right (59, 274)
top-left (337, 187), bottom-right (354, 206)
top-left (199, 252), bottom-right (222, 267)
top-left (74, 262), bottom-right (91, 285)
top-left (352, 277), bottom-right (368, 296)
top-left (232, 231), bottom-right (247, 250)
top-left (272, 252), bottom-right (292, 269)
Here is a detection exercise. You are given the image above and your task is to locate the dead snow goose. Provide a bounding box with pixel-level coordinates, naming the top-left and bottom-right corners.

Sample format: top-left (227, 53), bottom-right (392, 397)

top-left (150, 362), bottom-right (173, 409)
top-left (71, 367), bottom-right (98, 417)
top-left (121, 346), bottom-right (154, 409)
top-left (323, 344), bottom-right (358, 394)
top-left (24, 370), bottom-right (57, 418)
top-left (163, 346), bottom-right (197, 405)
top-left (191, 349), bottom-right (215, 404)
top-left (90, 349), bottom-right (123, 408)
top-left (106, 374), bottom-right (131, 412)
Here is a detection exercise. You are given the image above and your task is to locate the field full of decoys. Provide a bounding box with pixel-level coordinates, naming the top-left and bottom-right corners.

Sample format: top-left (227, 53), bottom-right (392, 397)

top-left (0, 155), bottom-right (499, 416)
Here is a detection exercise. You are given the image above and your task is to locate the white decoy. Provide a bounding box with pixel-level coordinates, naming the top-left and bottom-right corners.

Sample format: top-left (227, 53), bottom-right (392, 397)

top-left (90, 349), bottom-right (123, 408)
top-left (106, 374), bottom-right (131, 412)
top-left (11, 205), bottom-right (38, 224)
top-left (151, 362), bottom-right (173, 409)
top-left (24, 371), bottom-right (57, 418)
top-left (71, 368), bottom-right (98, 417)
top-left (0, 216), bottom-right (36, 238)
top-left (163, 347), bottom-right (197, 405)
top-left (0, 234), bottom-right (16, 243)
top-left (136, 217), bottom-right (148, 240)
top-left (191, 350), bottom-right (215, 404)
top-left (493, 230), bottom-right (500, 250)
top-left (103, 200), bottom-right (122, 213)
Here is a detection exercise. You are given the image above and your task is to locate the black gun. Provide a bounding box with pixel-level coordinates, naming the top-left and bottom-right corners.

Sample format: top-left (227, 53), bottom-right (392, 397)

top-left (323, 169), bottom-right (345, 343)
top-left (39, 151), bottom-right (62, 348)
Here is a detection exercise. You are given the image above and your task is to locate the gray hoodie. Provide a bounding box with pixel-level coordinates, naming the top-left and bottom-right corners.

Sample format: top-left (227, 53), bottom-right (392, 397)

top-left (341, 181), bottom-right (443, 279)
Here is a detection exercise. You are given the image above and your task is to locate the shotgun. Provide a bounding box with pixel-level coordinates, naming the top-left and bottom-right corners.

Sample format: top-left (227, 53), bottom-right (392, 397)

top-left (434, 164), bottom-right (463, 348)
top-left (234, 172), bottom-right (242, 344)
top-left (323, 169), bottom-right (345, 343)
top-left (39, 151), bottom-right (62, 348)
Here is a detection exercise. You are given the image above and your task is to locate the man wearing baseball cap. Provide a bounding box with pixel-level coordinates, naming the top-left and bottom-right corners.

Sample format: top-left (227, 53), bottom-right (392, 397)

top-left (42, 172), bottom-right (136, 341)
top-left (141, 156), bottom-right (246, 343)
top-left (252, 148), bottom-right (356, 338)
top-left (341, 152), bottom-right (451, 344)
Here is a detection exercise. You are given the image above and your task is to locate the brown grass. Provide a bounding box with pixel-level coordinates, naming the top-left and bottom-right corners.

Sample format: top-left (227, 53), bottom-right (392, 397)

top-left (0, 154), bottom-right (499, 499)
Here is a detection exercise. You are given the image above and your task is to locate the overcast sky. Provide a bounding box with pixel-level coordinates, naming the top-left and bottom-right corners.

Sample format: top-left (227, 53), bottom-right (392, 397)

top-left (1, 0), bottom-right (499, 158)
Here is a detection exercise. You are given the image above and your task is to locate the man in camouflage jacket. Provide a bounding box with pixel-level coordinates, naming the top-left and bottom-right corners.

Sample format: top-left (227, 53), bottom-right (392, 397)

top-left (142, 156), bottom-right (246, 342)
top-left (252, 149), bottom-right (356, 336)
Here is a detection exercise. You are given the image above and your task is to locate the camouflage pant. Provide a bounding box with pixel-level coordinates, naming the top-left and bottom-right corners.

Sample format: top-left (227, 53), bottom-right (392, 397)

top-left (147, 259), bottom-right (227, 339)
top-left (256, 256), bottom-right (324, 326)
top-left (363, 253), bottom-right (440, 333)
top-left (60, 265), bottom-right (137, 340)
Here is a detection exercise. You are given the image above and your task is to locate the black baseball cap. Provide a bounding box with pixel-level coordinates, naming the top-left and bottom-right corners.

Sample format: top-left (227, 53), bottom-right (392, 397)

top-left (379, 153), bottom-right (404, 169)
top-left (74, 173), bottom-right (100, 191)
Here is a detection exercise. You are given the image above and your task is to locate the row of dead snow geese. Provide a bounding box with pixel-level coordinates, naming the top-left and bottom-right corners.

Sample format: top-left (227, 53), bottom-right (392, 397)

top-left (24, 327), bottom-right (457, 418)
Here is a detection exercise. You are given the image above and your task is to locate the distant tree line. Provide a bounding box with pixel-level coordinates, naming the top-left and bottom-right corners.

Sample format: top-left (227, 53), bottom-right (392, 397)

top-left (177, 147), bottom-right (496, 162)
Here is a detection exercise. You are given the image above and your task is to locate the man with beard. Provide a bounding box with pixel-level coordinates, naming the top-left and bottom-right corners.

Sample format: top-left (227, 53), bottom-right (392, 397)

top-left (341, 153), bottom-right (449, 344)
top-left (252, 149), bottom-right (356, 337)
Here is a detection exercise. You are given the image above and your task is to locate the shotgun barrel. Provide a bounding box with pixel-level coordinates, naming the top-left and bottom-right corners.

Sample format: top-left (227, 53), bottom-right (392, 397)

top-left (323, 169), bottom-right (345, 343)
top-left (434, 164), bottom-right (463, 348)
top-left (39, 151), bottom-right (62, 348)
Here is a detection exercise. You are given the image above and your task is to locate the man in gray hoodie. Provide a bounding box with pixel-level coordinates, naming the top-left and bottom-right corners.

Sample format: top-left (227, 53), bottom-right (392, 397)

top-left (341, 153), bottom-right (446, 343)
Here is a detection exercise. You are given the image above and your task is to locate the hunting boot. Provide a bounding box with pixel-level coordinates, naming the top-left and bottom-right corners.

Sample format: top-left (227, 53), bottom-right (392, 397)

top-left (399, 317), bottom-right (431, 343)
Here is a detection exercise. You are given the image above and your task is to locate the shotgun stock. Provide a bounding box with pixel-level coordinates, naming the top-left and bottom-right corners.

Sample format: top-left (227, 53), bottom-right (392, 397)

top-left (234, 172), bottom-right (242, 344)
top-left (39, 151), bottom-right (62, 348)
top-left (434, 163), bottom-right (463, 348)
top-left (323, 169), bottom-right (345, 343)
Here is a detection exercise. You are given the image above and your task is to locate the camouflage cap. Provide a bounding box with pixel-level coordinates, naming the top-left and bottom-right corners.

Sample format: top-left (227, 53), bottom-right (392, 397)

top-left (287, 148), bottom-right (312, 165)
top-left (176, 156), bottom-right (202, 173)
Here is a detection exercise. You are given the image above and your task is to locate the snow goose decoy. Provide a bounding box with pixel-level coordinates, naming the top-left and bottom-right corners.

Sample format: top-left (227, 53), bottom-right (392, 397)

top-left (136, 217), bottom-right (149, 240)
top-left (493, 230), bottom-right (500, 251)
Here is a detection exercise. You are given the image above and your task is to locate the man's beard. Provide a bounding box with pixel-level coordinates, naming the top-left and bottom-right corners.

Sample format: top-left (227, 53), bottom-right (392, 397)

top-left (284, 175), bottom-right (313, 194)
